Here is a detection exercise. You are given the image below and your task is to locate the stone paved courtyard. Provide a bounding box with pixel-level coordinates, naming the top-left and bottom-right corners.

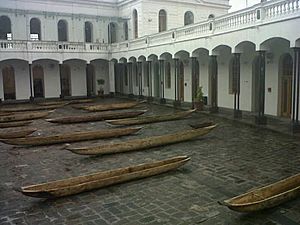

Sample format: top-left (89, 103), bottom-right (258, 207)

top-left (0, 98), bottom-right (300, 225)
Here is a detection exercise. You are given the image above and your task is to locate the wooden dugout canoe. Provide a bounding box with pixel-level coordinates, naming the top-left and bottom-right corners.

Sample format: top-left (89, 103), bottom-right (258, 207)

top-left (0, 104), bottom-right (65, 113)
top-left (76, 101), bottom-right (145, 112)
top-left (0, 128), bottom-right (37, 139)
top-left (220, 173), bottom-right (300, 212)
top-left (67, 125), bottom-right (216, 156)
top-left (0, 121), bottom-right (33, 128)
top-left (46, 110), bottom-right (147, 124)
top-left (16, 155), bottom-right (190, 198)
top-left (0, 127), bottom-right (141, 146)
top-left (0, 110), bottom-right (53, 123)
top-left (106, 109), bottom-right (196, 126)
top-left (38, 99), bottom-right (94, 106)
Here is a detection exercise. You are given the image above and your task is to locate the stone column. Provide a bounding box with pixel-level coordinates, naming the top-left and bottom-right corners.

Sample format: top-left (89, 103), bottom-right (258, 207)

top-left (128, 62), bottom-right (134, 97)
top-left (292, 47), bottom-right (300, 132)
top-left (59, 63), bottom-right (64, 99)
top-left (173, 58), bottom-right (180, 107)
top-left (255, 51), bottom-right (267, 125)
top-left (191, 57), bottom-right (197, 107)
top-left (209, 55), bottom-right (218, 113)
top-left (159, 59), bottom-right (166, 104)
top-left (108, 61), bottom-right (115, 96)
top-left (233, 53), bottom-right (242, 118)
top-left (29, 63), bottom-right (34, 102)
top-left (147, 61), bottom-right (153, 101)
top-left (138, 61), bottom-right (143, 98)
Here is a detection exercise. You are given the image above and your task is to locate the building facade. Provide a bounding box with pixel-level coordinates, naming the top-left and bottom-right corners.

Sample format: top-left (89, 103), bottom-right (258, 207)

top-left (0, 0), bottom-right (300, 128)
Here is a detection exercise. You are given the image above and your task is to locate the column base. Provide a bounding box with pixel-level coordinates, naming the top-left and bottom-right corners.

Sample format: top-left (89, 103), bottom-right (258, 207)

top-left (234, 109), bottom-right (242, 119)
top-left (255, 115), bottom-right (267, 125)
top-left (160, 98), bottom-right (166, 104)
top-left (291, 121), bottom-right (300, 133)
top-left (173, 100), bottom-right (181, 107)
top-left (209, 106), bottom-right (219, 113)
top-left (29, 96), bottom-right (34, 102)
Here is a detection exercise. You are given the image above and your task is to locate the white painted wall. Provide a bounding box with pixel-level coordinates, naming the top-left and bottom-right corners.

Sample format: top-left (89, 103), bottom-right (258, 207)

top-left (65, 60), bottom-right (87, 97)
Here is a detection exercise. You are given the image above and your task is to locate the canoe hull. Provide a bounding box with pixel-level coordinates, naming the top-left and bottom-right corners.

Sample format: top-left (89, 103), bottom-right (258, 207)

top-left (1, 127), bottom-right (141, 146)
top-left (0, 128), bottom-right (37, 139)
top-left (0, 104), bottom-right (64, 113)
top-left (0, 111), bottom-right (53, 123)
top-left (222, 173), bottom-right (300, 212)
top-left (68, 125), bottom-right (216, 155)
top-left (78, 101), bottom-right (144, 112)
top-left (0, 121), bottom-right (32, 128)
top-left (46, 110), bottom-right (146, 124)
top-left (19, 156), bottom-right (190, 198)
top-left (106, 109), bottom-right (196, 126)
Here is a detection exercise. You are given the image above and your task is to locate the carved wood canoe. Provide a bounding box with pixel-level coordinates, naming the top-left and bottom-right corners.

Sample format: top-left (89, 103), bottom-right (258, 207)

top-left (189, 121), bottom-right (214, 129)
top-left (0, 110), bottom-right (53, 123)
top-left (0, 121), bottom-right (33, 128)
top-left (16, 155), bottom-right (190, 198)
top-left (46, 110), bottom-right (147, 124)
top-left (0, 104), bottom-right (65, 113)
top-left (75, 101), bottom-right (145, 112)
top-left (106, 109), bottom-right (196, 126)
top-left (38, 99), bottom-right (94, 106)
top-left (220, 173), bottom-right (300, 212)
top-left (0, 127), bottom-right (142, 146)
top-left (0, 128), bottom-right (37, 139)
top-left (67, 125), bottom-right (216, 155)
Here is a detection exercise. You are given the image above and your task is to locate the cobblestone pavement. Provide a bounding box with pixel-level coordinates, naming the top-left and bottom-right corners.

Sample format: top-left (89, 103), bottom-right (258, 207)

top-left (0, 98), bottom-right (300, 225)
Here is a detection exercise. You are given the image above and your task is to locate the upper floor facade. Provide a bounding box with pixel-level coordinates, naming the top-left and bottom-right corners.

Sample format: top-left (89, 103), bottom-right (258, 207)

top-left (0, 0), bottom-right (229, 45)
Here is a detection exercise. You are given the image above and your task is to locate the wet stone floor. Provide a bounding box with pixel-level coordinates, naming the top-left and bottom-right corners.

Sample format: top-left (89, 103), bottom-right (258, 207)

top-left (0, 98), bottom-right (299, 225)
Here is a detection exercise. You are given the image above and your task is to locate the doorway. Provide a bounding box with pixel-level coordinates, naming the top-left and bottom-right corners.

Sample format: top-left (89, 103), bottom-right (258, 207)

top-left (33, 65), bottom-right (44, 98)
top-left (2, 65), bottom-right (16, 100)
top-left (86, 64), bottom-right (95, 96)
top-left (60, 64), bottom-right (71, 97)
top-left (179, 61), bottom-right (185, 101)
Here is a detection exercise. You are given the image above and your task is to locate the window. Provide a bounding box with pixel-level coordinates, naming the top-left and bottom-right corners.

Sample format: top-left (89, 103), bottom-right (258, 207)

top-left (165, 62), bottom-right (171, 88)
top-left (58, 20), bottom-right (68, 41)
top-left (85, 21), bottom-right (93, 43)
top-left (159, 10), bottom-right (167, 32)
top-left (208, 14), bottom-right (215, 19)
top-left (133, 9), bottom-right (138, 38)
top-left (0, 16), bottom-right (12, 40)
top-left (184, 11), bottom-right (194, 26)
top-left (30, 18), bottom-right (41, 41)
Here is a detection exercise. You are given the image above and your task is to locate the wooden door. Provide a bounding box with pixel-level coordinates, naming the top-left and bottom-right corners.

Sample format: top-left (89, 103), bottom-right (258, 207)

top-left (2, 66), bottom-right (16, 100)
top-left (33, 65), bottom-right (45, 98)
top-left (61, 65), bottom-right (71, 97)
top-left (281, 76), bottom-right (292, 117)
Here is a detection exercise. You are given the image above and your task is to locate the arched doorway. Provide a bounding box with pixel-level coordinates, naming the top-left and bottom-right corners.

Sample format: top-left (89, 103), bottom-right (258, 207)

top-left (86, 64), bottom-right (95, 96)
top-left (184, 11), bottom-right (194, 26)
top-left (252, 56), bottom-right (260, 112)
top-left (58, 20), bottom-right (68, 41)
top-left (159, 10), bottom-right (167, 32)
top-left (108, 23), bottom-right (117, 44)
top-left (0, 16), bottom-right (11, 40)
top-left (179, 61), bottom-right (185, 101)
top-left (2, 66), bottom-right (16, 100)
top-left (85, 21), bottom-right (93, 43)
top-left (32, 65), bottom-right (44, 98)
top-left (279, 54), bottom-right (293, 117)
top-left (60, 64), bottom-right (71, 97)
top-left (30, 18), bottom-right (41, 40)
top-left (209, 56), bottom-right (218, 111)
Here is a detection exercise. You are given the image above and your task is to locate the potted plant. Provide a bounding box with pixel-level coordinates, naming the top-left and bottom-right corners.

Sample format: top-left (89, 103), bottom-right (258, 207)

top-left (194, 86), bottom-right (204, 111)
top-left (97, 79), bottom-right (105, 96)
